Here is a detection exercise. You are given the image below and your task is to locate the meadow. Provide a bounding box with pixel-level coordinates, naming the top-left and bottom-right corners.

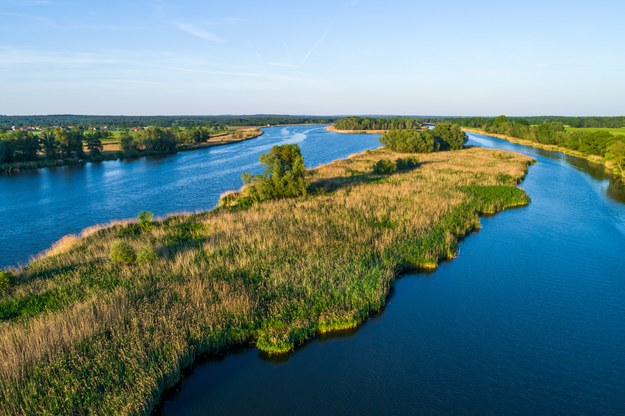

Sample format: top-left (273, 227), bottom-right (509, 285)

top-left (565, 127), bottom-right (625, 137)
top-left (0, 146), bottom-right (532, 415)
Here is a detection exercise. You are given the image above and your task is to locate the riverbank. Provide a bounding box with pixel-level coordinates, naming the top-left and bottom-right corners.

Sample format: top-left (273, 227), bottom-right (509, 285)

top-left (325, 124), bottom-right (389, 134)
top-left (0, 146), bottom-right (532, 415)
top-left (0, 127), bottom-right (263, 174)
top-left (463, 127), bottom-right (625, 178)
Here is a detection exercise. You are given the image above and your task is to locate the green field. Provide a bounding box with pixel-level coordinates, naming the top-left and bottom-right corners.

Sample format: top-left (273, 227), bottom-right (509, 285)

top-left (565, 127), bottom-right (625, 136)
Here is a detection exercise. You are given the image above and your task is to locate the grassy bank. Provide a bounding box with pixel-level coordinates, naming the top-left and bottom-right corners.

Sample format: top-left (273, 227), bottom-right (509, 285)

top-left (0, 147), bottom-right (532, 414)
top-left (464, 127), bottom-right (625, 178)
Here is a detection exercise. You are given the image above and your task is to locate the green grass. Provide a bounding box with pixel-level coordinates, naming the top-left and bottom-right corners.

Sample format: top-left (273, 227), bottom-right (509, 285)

top-left (0, 147), bottom-right (533, 415)
top-left (565, 127), bottom-right (625, 137)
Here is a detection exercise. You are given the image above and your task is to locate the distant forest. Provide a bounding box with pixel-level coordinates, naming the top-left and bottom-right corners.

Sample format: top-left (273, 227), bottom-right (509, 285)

top-left (0, 115), bottom-right (339, 130)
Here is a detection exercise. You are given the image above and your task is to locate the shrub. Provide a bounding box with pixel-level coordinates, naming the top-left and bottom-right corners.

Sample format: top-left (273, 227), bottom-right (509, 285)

top-left (372, 159), bottom-right (396, 175)
top-left (109, 240), bottom-right (136, 265)
top-left (138, 211), bottom-right (154, 232)
top-left (137, 245), bottom-right (159, 264)
top-left (0, 271), bottom-right (13, 292)
top-left (396, 156), bottom-right (419, 171)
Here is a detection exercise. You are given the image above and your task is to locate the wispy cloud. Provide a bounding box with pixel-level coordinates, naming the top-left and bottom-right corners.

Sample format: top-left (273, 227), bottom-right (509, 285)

top-left (174, 22), bottom-right (225, 43)
top-left (304, 28), bottom-right (331, 60)
top-left (268, 62), bottom-right (299, 69)
top-left (0, 11), bottom-right (55, 26)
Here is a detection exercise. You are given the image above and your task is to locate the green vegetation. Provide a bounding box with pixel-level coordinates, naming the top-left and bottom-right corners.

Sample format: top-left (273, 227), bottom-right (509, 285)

top-left (565, 127), bottom-right (625, 136)
top-left (379, 123), bottom-right (467, 153)
top-left (605, 141), bottom-right (625, 177)
top-left (380, 129), bottom-right (436, 153)
top-left (396, 156), bottom-right (419, 171)
top-left (430, 115), bottom-right (625, 129)
top-left (0, 115), bottom-right (338, 130)
top-left (334, 117), bottom-right (422, 131)
top-left (227, 144), bottom-right (307, 207)
top-left (109, 240), bottom-right (136, 265)
top-left (137, 245), bottom-right (159, 264)
top-left (0, 125), bottom-right (260, 173)
top-left (457, 115), bottom-right (625, 176)
top-left (372, 159), bottom-right (397, 174)
top-left (0, 145), bottom-right (532, 415)
top-left (138, 211), bottom-right (155, 232)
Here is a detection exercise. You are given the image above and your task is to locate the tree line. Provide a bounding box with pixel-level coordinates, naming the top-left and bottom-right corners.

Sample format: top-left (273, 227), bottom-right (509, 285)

top-left (457, 115), bottom-right (625, 176)
top-left (334, 117), bottom-right (422, 131)
top-left (466, 115), bottom-right (625, 158)
top-left (0, 115), bottom-right (338, 130)
top-left (0, 126), bottom-right (219, 165)
top-left (421, 116), bottom-right (625, 129)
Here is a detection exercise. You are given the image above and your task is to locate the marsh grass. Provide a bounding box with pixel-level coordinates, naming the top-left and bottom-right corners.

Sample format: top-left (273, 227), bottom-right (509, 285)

top-left (0, 147), bottom-right (532, 415)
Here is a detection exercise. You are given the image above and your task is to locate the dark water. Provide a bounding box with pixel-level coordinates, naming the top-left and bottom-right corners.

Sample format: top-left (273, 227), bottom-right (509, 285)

top-left (160, 132), bottom-right (625, 416)
top-left (0, 125), bottom-right (380, 267)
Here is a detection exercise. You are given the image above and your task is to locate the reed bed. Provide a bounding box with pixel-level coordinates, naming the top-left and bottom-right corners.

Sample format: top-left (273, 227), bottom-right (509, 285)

top-left (0, 147), bottom-right (532, 415)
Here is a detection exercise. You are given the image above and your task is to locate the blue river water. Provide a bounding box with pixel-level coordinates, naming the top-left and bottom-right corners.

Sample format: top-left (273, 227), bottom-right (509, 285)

top-left (1, 126), bottom-right (624, 415)
top-left (0, 125), bottom-right (380, 267)
top-left (159, 132), bottom-right (625, 416)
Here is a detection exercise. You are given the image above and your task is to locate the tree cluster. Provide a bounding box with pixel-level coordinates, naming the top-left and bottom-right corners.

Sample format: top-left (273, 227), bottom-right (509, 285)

top-left (335, 117), bottom-right (422, 131)
top-left (236, 144), bottom-right (307, 206)
top-left (379, 123), bottom-right (467, 153)
top-left (0, 128), bottom-right (89, 164)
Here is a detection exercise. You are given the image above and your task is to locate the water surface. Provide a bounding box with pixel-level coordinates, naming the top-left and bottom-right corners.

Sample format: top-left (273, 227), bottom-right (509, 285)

top-left (160, 132), bottom-right (625, 416)
top-left (0, 125), bottom-right (380, 267)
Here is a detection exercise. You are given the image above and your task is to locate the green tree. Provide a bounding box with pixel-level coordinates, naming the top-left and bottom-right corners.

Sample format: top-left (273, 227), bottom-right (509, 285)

top-left (432, 123), bottom-right (467, 150)
top-left (379, 130), bottom-right (436, 153)
top-left (241, 144), bottom-right (307, 203)
top-left (85, 131), bottom-right (104, 155)
top-left (54, 128), bottom-right (84, 158)
top-left (138, 127), bottom-right (178, 152)
top-left (40, 129), bottom-right (58, 159)
top-left (119, 132), bottom-right (137, 152)
top-left (605, 141), bottom-right (625, 177)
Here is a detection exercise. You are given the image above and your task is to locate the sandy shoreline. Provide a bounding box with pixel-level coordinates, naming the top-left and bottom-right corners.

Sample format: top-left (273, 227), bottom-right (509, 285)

top-left (324, 125), bottom-right (388, 134)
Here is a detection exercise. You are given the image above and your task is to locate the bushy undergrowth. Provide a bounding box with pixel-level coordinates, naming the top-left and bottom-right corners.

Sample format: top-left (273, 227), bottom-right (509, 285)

top-left (109, 240), bottom-right (136, 264)
top-left (0, 147), bottom-right (532, 415)
top-left (373, 159), bottom-right (397, 174)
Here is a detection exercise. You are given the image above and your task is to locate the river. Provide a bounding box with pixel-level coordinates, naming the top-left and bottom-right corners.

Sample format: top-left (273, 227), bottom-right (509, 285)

top-left (159, 132), bottom-right (625, 416)
top-left (2, 127), bottom-right (624, 415)
top-left (0, 125), bottom-right (380, 267)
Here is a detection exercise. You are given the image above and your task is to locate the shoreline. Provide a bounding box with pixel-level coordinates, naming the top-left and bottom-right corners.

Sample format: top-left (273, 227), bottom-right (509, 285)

top-left (463, 127), bottom-right (625, 179)
top-left (1, 143), bottom-right (533, 414)
top-left (0, 127), bottom-right (264, 174)
top-left (325, 124), bottom-right (388, 134)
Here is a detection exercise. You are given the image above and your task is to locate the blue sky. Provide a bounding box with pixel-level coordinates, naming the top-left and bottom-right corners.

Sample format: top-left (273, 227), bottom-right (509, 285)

top-left (1, 0), bottom-right (624, 115)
